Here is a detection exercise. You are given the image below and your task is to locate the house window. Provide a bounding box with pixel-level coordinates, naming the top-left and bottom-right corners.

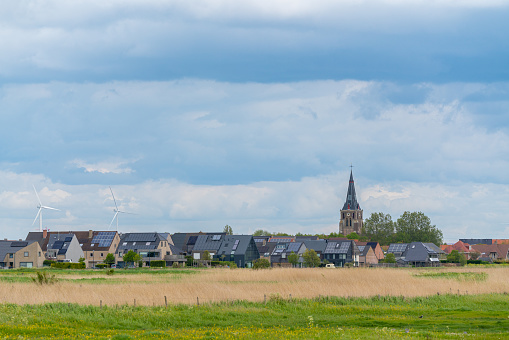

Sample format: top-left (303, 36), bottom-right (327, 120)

top-left (133, 242), bottom-right (136, 245)
top-left (118, 252), bottom-right (122, 256)
top-left (146, 242), bottom-right (150, 246)
top-left (90, 253), bottom-right (93, 256)
top-left (90, 244), bottom-right (94, 247)
top-left (39, 252), bottom-right (41, 257)
top-left (20, 262), bottom-right (33, 268)
top-left (24, 252), bottom-right (29, 257)
top-left (9, 254), bottom-right (13, 258)
top-left (122, 242), bottom-right (127, 246)
top-left (100, 253), bottom-right (103, 257)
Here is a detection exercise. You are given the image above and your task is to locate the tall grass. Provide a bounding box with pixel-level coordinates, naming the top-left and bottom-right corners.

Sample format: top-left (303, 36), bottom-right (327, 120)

top-left (0, 267), bottom-right (507, 306)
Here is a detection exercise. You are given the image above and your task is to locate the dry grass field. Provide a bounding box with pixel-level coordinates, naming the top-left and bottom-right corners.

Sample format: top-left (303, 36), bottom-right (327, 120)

top-left (0, 266), bottom-right (507, 306)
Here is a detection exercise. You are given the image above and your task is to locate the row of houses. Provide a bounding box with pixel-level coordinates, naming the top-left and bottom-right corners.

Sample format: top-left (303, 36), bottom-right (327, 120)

top-left (2, 229), bottom-right (507, 269)
top-left (441, 239), bottom-right (509, 262)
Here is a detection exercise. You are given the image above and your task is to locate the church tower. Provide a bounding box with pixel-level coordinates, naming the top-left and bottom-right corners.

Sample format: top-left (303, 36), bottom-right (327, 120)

top-left (339, 169), bottom-right (363, 235)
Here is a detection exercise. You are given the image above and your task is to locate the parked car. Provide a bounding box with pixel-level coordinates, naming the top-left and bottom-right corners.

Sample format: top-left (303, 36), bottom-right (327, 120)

top-left (325, 263), bottom-right (335, 268)
top-left (110, 264), bottom-right (117, 268)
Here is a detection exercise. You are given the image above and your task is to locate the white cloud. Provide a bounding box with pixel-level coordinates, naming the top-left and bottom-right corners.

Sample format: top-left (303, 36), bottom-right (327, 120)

top-left (1, 169), bottom-right (509, 243)
top-left (71, 159), bottom-right (135, 174)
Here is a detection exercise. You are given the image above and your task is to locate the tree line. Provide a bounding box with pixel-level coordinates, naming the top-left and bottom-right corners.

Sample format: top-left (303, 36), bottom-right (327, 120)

top-left (252, 211), bottom-right (444, 246)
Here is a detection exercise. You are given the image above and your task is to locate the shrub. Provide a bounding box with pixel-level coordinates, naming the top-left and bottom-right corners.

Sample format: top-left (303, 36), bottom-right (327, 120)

top-left (185, 256), bottom-right (193, 267)
top-left (149, 260), bottom-right (166, 268)
top-left (253, 258), bottom-right (271, 269)
top-left (105, 268), bottom-right (114, 276)
top-left (43, 260), bottom-right (56, 267)
top-left (51, 262), bottom-right (86, 269)
top-left (32, 271), bottom-right (58, 285)
top-left (96, 263), bottom-right (108, 269)
top-left (447, 250), bottom-right (467, 266)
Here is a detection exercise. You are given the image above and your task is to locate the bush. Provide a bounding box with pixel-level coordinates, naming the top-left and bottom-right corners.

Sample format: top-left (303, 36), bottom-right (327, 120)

top-left (105, 268), bottom-right (114, 276)
top-left (32, 271), bottom-right (58, 285)
top-left (149, 260), bottom-right (166, 268)
top-left (253, 258), bottom-right (271, 269)
top-left (43, 260), bottom-right (56, 267)
top-left (96, 264), bottom-right (108, 269)
top-left (185, 256), bottom-right (193, 267)
top-left (51, 262), bottom-right (86, 269)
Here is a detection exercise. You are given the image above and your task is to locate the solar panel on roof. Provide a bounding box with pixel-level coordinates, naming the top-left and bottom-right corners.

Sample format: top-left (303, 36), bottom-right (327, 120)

top-left (64, 237), bottom-right (72, 242)
top-left (388, 243), bottom-right (407, 253)
top-left (92, 232), bottom-right (115, 247)
top-left (422, 243), bottom-right (437, 253)
top-left (211, 235), bottom-right (221, 241)
top-left (232, 239), bottom-right (240, 250)
top-left (338, 242), bottom-right (350, 253)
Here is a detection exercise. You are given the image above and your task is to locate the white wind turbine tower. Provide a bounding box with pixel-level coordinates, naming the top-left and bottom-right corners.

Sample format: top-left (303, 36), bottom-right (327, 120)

top-left (32, 185), bottom-right (60, 232)
top-left (108, 186), bottom-right (134, 231)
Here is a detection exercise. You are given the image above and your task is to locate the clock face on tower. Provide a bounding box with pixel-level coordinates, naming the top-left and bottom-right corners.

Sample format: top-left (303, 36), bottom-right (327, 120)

top-left (347, 213), bottom-right (350, 216)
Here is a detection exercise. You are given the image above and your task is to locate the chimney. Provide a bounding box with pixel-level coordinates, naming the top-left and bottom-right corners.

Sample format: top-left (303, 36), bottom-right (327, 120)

top-left (89, 230), bottom-right (93, 239)
top-left (43, 229), bottom-right (48, 239)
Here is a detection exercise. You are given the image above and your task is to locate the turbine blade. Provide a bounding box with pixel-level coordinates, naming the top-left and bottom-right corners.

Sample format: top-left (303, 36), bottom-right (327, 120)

top-left (41, 206), bottom-right (60, 211)
top-left (109, 212), bottom-right (118, 229)
top-left (117, 210), bottom-right (136, 215)
top-left (109, 186), bottom-right (119, 210)
top-left (33, 185), bottom-right (42, 205)
top-left (32, 208), bottom-right (41, 226)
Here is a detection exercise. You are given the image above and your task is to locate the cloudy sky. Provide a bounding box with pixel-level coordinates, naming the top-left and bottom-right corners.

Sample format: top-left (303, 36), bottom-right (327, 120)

top-left (1, 0), bottom-right (509, 242)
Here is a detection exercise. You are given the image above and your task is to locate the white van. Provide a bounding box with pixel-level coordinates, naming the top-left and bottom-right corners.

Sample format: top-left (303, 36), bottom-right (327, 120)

top-left (325, 263), bottom-right (335, 268)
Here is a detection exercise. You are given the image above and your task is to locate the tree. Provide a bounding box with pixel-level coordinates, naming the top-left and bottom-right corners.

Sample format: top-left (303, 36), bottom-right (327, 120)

top-left (252, 258), bottom-right (271, 269)
top-left (123, 250), bottom-right (141, 266)
top-left (253, 229), bottom-right (271, 236)
top-left (302, 249), bottom-right (321, 268)
top-left (447, 250), bottom-right (467, 266)
top-left (395, 211), bottom-right (443, 246)
top-left (470, 251), bottom-right (481, 260)
top-left (202, 250), bottom-right (212, 261)
top-left (363, 212), bottom-right (395, 245)
top-left (346, 232), bottom-right (359, 240)
top-left (223, 225), bottom-right (233, 235)
top-left (383, 253), bottom-right (396, 263)
top-left (288, 251), bottom-right (299, 267)
top-left (104, 253), bottom-right (115, 267)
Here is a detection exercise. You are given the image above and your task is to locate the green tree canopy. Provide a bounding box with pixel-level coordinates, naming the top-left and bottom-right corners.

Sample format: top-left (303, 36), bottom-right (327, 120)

top-left (363, 212), bottom-right (395, 245)
top-left (202, 250), bottom-right (212, 261)
top-left (103, 253), bottom-right (115, 266)
top-left (287, 251), bottom-right (299, 267)
top-left (382, 253), bottom-right (396, 263)
top-left (123, 250), bottom-right (141, 265)
top-left (446, 250), bottom-right (467, 266)
top-left (223, 225), bottom-right (233, 235)
top-left (252, 258), bottom-right (271, 269)
top-left (346, 232), bottom-right (359, 240)
top-left (302, 249), bottom-right (321, 268)
top-left (253, 229), bottom-right (271, 236)
top-left (395, 211), bottom-right (443, 245)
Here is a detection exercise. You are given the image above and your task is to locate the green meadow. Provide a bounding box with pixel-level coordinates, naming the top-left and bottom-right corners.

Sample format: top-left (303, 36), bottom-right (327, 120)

top-left (0, 293), bottom-right (508, 339)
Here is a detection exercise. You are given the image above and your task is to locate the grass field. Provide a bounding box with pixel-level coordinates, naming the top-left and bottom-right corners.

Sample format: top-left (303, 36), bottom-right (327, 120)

top-left (0, 267), bottom-right (508, 339)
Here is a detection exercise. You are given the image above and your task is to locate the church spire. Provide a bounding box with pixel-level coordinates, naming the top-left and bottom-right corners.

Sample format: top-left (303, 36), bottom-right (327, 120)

top-left (342, 169), bottom-right (360, 210)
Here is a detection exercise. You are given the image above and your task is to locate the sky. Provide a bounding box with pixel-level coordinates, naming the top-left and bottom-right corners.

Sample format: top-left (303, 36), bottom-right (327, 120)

top-left (1, 0), bottom-right (509, 242)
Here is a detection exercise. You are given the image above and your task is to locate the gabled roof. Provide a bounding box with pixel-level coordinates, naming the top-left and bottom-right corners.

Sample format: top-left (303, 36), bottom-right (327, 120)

top-left (268, 236), bottom-right (295, 243)
top-left (171, 232), bottom-right (225, 251)
top-left (257, 243), bottom-right (277, 256)
top-left (342, 170), bottom-right (361, 211)
top-left (324, 240), bottom-right (352, 254)
top-left (423, 243), bottom-right (445, 254)
top-left (74, 231), bottom-right (117, 251)
top-left (193, 234), bottom-right (224, 252)
top-left (470, 244), bottom-right (509, 259)
top-left (47, 233), bottom-right (75, 255)
top-left (387, 243), bottom-right (408, 254)
top-left (0, 240), bottom-right (36, 261)
top-left (118, 233), bottom-right (167, 251)
top-left (442, 241), bottom-right (470, 254)
top-left (303, 240), bottom-right (327, 253)
top-left (216, 235), bottom-right (257, 256)
top-left (403, 242), bottom-right (439, 262)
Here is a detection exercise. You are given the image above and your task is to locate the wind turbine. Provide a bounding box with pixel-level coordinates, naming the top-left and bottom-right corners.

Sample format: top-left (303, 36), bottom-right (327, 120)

top-left (32, 185), bottom-right (60, 232)
top-left (108, 186), bottom-right (134, 231)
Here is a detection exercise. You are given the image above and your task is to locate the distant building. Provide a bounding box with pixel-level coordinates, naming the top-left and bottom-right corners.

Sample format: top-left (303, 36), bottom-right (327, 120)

top-left (339, 170), bottom-right (363, 235)
top-left (0, 240), bottom-right (44, 269)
